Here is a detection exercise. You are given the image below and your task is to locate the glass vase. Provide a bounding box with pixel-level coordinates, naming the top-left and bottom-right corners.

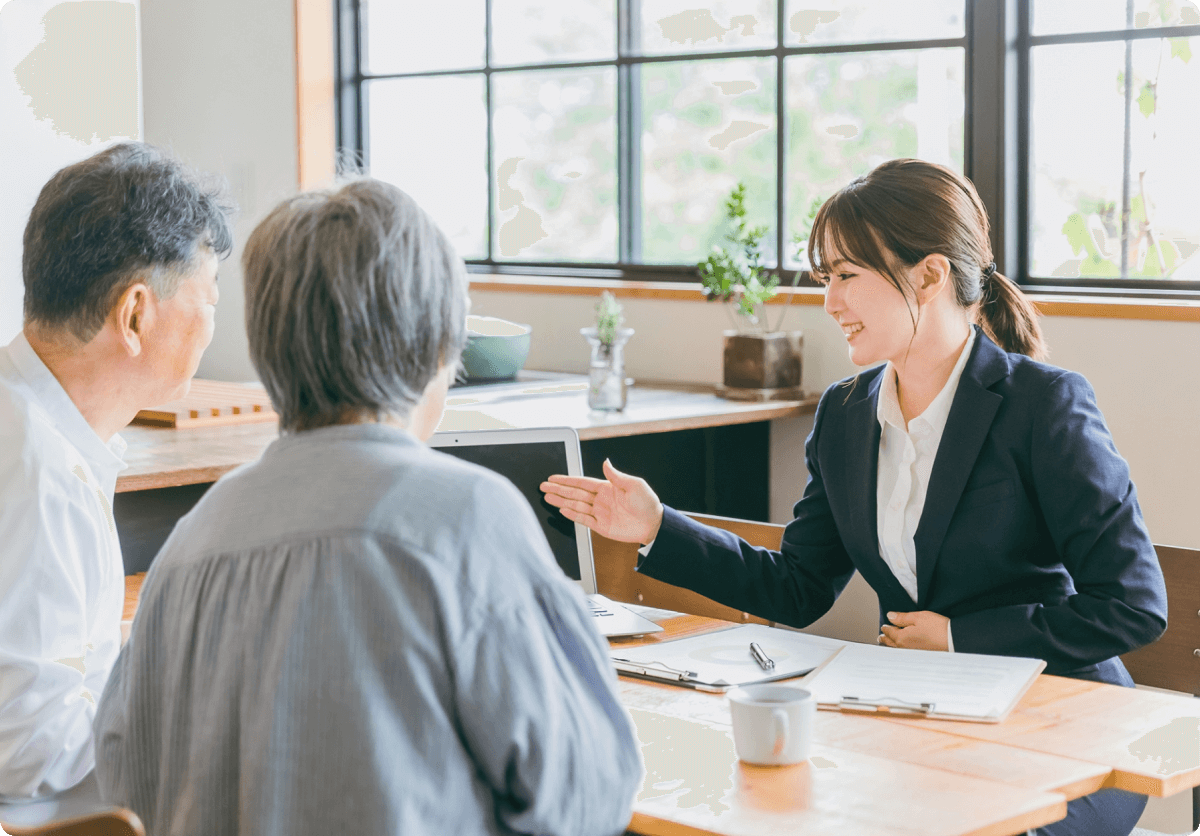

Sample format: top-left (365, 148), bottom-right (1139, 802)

top-left (581, 327), bottom-right (633, 411)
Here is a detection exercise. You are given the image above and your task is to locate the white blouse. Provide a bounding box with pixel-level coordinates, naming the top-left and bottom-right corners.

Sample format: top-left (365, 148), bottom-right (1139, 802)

top-left (0, 333), bottom-right (126, 798)
top-left (876, 328), bottom-right (976, 650)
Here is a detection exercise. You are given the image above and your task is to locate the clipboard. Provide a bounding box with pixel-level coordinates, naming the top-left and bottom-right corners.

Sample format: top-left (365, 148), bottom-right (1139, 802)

top-left (610, 624), bottom-right (846, 693)
top-left (801, 643), bottom-right (1046, 723)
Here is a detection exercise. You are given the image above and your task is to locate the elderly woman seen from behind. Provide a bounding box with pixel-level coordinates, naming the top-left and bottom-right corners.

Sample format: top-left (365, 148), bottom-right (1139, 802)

top-left (94, 180), bottom-right (643, 836)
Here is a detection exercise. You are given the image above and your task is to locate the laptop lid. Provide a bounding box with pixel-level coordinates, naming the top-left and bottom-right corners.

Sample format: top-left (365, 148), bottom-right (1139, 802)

top-left (427, 427), bottom-right (599, 594)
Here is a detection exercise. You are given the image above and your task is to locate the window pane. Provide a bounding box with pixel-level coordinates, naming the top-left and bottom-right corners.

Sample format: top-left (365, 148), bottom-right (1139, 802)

top-left (784, 1), bottom-right (963, 46)
top-left (637, 0), bottom-right (776, 55)
top-left (1033, 1), bottom-right (1199, 36)
top-left (1030, 39), bottom-right (1200, 280)
top-left (641, 58), bottom-right (777, 265)
top-left (492, 68), bottom-right (618, 261)
top-left (367, 76), bottom-right (488, 260)
top-left (784, 48), bottom-right (964, 267)
top-left (364, 0), bottom-right (485, 75)
top-left (491, 0), bottom-right (616, 65)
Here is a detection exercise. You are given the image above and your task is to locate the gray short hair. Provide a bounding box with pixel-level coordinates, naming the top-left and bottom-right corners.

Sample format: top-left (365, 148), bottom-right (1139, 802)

top-left (242, 179), bottom-right (469, 432)
top-left (23, 142), bottom-right (233, 341)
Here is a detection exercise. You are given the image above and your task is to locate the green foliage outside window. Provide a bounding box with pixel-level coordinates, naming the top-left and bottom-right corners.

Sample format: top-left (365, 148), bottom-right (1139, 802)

top-left (1058, 1), bottom-right (1195, 280)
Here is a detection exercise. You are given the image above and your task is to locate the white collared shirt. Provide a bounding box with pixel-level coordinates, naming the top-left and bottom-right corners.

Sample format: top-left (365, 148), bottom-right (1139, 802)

top-left (0, 332), bottom-right (127, 798)
top-left (876, 328), bottom-right (976, 651)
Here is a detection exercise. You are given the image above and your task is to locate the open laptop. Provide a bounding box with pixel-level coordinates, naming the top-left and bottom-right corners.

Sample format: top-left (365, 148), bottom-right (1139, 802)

top-left (428, 427), bottom-right (663, 638)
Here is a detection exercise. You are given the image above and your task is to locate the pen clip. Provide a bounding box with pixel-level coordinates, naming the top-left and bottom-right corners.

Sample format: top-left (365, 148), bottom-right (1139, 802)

top-left (838, 696), bottom-right (935, 716)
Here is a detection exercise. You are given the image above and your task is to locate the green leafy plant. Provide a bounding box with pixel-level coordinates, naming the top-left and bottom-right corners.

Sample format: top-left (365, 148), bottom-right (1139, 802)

top-left (594, 290), bottom-right (625, 346)
top-left (698, 183), bottom-right (780, 332)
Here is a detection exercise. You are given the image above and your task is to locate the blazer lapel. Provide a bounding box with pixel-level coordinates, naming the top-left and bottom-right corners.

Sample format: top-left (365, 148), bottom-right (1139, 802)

top-left (913, 329), bottom-right (1010, 606)
top-left (839, 370), bottom-right (918, 608)
top-left (842, 373), bottom-right (883, 556)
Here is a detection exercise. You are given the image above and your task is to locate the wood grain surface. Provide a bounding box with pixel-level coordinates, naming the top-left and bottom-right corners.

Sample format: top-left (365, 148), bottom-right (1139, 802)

top-left (1122, 544), bottom-right (1200, 695)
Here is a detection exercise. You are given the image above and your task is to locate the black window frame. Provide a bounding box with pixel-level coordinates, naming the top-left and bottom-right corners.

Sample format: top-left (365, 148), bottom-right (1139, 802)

top-left (335, 0), bottom-right (1200, 297)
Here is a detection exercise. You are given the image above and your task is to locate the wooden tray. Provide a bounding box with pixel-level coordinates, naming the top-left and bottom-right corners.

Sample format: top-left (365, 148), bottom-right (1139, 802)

top-left (132, 379), bottom-right (277, 429)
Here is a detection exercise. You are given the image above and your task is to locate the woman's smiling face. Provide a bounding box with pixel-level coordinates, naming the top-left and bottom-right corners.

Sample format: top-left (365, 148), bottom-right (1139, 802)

top-left (819, 249), bottom-right (920, 368)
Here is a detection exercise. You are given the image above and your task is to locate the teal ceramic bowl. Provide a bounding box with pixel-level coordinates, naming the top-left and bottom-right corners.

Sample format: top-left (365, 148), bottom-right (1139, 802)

top-left (460, 316), bottom-right (532, 381)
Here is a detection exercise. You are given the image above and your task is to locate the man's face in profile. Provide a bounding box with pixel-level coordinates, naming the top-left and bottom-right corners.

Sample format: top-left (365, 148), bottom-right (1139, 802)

top-left (141, 249), bottom-right (220, 404)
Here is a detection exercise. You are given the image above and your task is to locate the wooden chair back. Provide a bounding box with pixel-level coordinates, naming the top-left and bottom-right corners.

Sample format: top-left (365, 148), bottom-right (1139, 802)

top-left (592, 512), bottom-right (784, 624)
top-left (1122, 544), bottom-right (1200, 696)
top-left (0, 809), bottom-right (144, 836)
top-left (1121, 544), bottom-right (1200, 832)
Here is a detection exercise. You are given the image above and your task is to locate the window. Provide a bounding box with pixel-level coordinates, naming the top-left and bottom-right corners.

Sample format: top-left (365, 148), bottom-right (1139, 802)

top-left (338, 1), bottom-right (1200, 294)
top-left (1026, 1), bottom-right (1200, 288)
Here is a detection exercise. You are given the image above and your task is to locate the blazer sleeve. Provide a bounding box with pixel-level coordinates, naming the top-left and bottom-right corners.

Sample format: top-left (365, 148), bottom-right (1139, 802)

top-left (949, 370), bottom-right (1167, 668)
top-left (636, 387), bottom-right (857, 627)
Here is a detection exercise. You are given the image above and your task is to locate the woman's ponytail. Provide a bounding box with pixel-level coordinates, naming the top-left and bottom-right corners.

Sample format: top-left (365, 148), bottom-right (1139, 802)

top-left (978, 268), bottom-right (1048, 362)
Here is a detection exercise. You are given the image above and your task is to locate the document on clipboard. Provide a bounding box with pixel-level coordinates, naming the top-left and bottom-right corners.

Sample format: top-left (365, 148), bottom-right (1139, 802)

top-left (802, 643), bottom-right (1046, 723)
top-left (610, 624), bottom-right (847, 692)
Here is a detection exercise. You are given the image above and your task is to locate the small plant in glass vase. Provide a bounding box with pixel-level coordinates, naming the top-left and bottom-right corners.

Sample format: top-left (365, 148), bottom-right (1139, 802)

top-left (581, 290), bottom-right (633, 411)
top-left (699, 183), bottom-right (803, 400)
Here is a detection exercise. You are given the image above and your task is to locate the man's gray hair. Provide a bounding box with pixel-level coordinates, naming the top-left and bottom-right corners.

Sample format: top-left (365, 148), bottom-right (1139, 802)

top-left (243, 179), bottom-right (469, 432)
top-left (23, 142), bottom-right (233, 341)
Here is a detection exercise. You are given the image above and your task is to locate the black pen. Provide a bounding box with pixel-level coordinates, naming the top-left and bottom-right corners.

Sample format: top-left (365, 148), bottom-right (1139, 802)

top-left (749, 641), bottom-right (775, 671)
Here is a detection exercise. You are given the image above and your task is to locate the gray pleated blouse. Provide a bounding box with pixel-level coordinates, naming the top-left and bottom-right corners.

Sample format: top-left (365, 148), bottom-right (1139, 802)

top-left (94, 424), bottom-right (643, 836)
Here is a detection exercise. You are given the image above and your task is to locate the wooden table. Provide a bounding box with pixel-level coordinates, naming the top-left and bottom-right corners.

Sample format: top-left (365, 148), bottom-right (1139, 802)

top-left (116, 374), bottom-right (817, 493)
top-left (121, 578), bottom-right (1200, 836)
top-left (611, 616), bottom-right (1200, 836)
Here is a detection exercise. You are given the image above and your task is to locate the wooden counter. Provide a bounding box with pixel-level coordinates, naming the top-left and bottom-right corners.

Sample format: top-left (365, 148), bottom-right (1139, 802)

top-left (116, 375), bottom-right (818, 493)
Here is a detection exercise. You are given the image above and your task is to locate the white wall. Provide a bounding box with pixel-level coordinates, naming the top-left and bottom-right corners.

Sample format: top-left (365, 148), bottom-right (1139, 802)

top-left (0, 0), bottom-right (141, 343)
top-left (139, 0), bottom-right (299, 382)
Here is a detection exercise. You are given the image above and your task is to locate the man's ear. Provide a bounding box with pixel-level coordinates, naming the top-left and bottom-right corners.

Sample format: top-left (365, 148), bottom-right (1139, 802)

top-left (113, 282), bottom-right (153, 357)
top-left (915, 254), bottom-right (953, 303)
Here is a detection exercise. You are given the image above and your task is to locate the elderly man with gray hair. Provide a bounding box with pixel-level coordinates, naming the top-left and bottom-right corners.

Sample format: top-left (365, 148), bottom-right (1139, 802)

top-left (94, 179), bottom-right (644, 836)
top-left (0, 143), bottom-right (230, 800)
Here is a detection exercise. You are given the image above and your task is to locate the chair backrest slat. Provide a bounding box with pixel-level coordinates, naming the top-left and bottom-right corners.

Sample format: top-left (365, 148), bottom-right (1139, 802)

top-left (1121, 544), bottom-right (1200, 696)
top-left (592, 512), bottom-right (783, 624)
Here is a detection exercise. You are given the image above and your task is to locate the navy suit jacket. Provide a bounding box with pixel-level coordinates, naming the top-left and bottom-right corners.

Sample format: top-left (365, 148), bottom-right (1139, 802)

top-left (639, 328), bottom-right (1167, 683)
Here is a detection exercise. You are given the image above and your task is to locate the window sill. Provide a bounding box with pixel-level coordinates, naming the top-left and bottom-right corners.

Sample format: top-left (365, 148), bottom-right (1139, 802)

top-left (468, 274), bottom-right (826, 305)
top-left (469, 274), bottom-right (1200, 323)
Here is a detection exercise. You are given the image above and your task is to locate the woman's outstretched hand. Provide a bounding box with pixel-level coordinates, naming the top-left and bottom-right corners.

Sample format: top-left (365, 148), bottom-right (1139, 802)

top-left (541, 458), bottom-right (664, 545)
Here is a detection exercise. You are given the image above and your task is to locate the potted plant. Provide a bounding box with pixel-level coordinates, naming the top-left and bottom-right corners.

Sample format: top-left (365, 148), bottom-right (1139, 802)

top-left (698, 183), bottom-right (803, 400)
top-left (580, 290), bottom-right (633, 411)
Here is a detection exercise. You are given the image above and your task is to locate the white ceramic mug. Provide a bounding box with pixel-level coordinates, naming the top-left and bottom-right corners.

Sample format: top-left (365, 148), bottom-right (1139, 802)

top-left (728, 684), bottom-right (815, 766)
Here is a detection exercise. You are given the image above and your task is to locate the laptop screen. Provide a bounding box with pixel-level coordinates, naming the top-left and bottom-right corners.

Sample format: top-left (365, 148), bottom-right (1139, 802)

top-left (436, 441), bottom-right (582, 581)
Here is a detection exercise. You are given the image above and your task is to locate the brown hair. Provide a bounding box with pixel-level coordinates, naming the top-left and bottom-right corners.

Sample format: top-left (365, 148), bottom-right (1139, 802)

top-left (808, 159), bottom-right (1046, 361)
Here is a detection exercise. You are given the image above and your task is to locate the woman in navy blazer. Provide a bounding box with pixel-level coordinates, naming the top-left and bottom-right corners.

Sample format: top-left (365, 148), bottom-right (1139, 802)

top-left (543, 159), bottom-right (1167, 836)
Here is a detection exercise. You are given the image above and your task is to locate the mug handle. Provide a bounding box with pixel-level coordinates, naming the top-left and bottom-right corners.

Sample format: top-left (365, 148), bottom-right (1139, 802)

top-left (771, 708), bottom-right (789, 758)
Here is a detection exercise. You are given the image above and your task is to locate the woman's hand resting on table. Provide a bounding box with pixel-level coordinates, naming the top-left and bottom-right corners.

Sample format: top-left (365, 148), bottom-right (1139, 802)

top-left (541, 459), bottom-right (664, 545)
